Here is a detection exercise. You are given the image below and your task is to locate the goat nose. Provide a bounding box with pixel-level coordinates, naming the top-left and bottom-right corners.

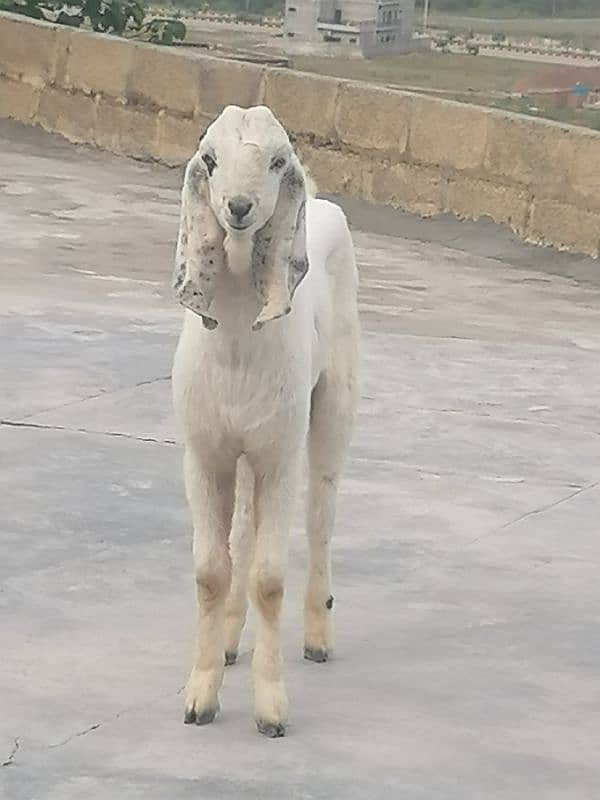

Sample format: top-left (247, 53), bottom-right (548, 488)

top-left (228, 195), bottom-right (253, 220)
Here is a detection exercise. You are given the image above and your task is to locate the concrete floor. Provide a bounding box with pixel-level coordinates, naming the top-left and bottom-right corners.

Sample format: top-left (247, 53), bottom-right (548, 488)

top-left (1, 118), bottom-right (599, 799)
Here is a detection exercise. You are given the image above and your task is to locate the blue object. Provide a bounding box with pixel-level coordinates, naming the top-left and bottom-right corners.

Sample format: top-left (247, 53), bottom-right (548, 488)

top-left (572, 82), bottom-right (589, 96)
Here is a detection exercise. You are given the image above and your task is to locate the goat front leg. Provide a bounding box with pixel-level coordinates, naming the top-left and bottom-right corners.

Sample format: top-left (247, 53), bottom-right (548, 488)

top-left (183, 448), bottom-right (235, 725)
top-left (249, 458), bottom-right (299, 738)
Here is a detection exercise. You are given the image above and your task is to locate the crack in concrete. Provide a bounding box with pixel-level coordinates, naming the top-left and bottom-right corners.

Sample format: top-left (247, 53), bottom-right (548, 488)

top-left (387, 479), bottom-right (600, 587)
top-left (46, 685), bottom-right (185, 751)
top-left (0, 419), bottom-right (177, 446)
top-left (48, 722), bottom-right (103, 750)
top-left (459, 480), bottom-right (600, 551)
top-left (497, 480), bottom-right (600, 535)
top-left (17, 375), bottom-right (171, 422)
top-left (2, 737), bottom-right (20, 767)
top-left (350, 455), bottom-right (586, 490)
top-left (384, 402), bottom-right (600, 436)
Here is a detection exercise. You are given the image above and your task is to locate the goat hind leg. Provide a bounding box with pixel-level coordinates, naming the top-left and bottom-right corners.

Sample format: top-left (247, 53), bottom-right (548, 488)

top-left (224, 457), bottom-right (255, 666)
top-left (304, 368), bottom-right (356, 664)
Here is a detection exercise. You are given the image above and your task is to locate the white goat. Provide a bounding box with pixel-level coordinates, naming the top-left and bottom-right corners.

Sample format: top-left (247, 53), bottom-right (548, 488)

top-left (171, 105), bottom-right (360, 737)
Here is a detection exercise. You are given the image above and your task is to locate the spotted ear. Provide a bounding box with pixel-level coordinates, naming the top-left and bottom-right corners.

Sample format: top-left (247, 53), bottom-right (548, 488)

top-left (251, 157), bottom-right (309, 330)
top-left (172, 152), bottom-right (225, 330)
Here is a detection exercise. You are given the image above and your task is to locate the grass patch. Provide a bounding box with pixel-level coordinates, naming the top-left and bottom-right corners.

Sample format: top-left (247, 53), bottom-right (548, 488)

top-left (487, 95), bottom-right (600, 130)
top-left (291, 52), bottom-right (554, 94)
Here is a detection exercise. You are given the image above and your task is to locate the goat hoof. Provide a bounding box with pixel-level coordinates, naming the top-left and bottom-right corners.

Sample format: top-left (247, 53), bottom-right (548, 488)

top-left (224, 651), bottom-right (237, 666)
top-left (184, 705), bottom-right (218, 726)
top-left (256, 720), bottom-right (286, 738)
top-left (304, 646), bottom-right (328, 663)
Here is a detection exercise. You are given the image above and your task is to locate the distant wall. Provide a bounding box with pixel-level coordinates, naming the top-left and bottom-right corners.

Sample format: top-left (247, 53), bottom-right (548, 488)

top-left (1, 11), bottom-right (599, 257)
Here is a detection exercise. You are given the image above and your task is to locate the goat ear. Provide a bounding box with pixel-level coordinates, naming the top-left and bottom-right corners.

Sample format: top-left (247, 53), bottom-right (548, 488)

top-left (251, 158), bottom-right (309, 330)
top-left (172, 152), bottom-right (225, 330)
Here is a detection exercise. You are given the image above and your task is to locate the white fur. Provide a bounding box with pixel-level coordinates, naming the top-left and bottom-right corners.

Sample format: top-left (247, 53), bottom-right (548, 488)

top-left (172, 106), bottom-right (360, 736)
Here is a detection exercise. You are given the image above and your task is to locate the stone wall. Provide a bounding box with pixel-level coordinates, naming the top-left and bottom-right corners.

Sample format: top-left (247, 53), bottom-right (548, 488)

top-left (1, 11), bottom-right (599, 257)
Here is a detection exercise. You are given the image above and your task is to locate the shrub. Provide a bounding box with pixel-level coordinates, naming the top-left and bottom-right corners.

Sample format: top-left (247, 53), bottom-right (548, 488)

top-left (0, 0), bottom-right (186, 43)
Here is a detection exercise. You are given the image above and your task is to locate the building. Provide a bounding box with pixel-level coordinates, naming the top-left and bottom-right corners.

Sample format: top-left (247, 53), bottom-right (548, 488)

top-left (284, 0), bottom-right (430, 58)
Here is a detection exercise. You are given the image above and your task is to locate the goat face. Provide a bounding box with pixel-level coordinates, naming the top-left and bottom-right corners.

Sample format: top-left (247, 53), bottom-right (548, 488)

top-left (198, 105), bottom-right (296, 237)
top-left (174, 106), bottom-right (308, 330)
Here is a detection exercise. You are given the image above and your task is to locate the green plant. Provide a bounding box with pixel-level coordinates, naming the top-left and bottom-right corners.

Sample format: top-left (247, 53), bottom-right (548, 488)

top-left (0, 0), bottom-right (186, 43)
top-left (140, 15), bottom-right (186, 42)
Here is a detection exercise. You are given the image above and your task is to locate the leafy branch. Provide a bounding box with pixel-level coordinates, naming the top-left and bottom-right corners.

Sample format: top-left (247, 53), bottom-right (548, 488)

top-left (0, 0), bottom-right (186, 44)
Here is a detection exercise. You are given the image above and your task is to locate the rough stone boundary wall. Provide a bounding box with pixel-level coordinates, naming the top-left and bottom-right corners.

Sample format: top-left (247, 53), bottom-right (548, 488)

top-left (1, 11), bottom-right (599, 257)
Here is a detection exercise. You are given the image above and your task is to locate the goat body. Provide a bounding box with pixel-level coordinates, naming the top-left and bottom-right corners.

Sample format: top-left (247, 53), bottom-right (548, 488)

top-left (172, 106), bottom-right (360, 737)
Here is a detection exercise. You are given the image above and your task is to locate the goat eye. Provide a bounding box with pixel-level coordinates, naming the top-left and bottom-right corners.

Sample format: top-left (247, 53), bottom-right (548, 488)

top-left (202, 154), bottom-right (217, 176)
top-left (271, 156), bottom-right (286, 171)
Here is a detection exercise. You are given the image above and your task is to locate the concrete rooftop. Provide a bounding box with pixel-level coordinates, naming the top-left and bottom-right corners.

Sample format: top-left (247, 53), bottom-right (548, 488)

top-left (1, 118), bottom-right (599, 800)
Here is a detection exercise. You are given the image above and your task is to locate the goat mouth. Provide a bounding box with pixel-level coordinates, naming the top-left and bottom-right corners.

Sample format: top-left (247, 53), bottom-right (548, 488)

top-left (228, 222), bottom-right (252, 232)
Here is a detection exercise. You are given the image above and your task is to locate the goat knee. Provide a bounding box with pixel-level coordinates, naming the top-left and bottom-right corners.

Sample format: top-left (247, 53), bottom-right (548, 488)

top-left (195, 564), bottom-right (230, 607)
top-left (251, 564), bottom-right (284, 623)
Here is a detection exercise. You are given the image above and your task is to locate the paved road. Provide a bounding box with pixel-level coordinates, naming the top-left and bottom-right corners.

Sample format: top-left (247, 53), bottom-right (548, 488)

top-left (1, 119), bottom-right (599, 799)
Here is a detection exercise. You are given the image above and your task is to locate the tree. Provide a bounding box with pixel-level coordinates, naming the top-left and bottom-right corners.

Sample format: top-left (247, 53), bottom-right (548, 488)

top-left (0, 0), bottom-right (186, 43)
